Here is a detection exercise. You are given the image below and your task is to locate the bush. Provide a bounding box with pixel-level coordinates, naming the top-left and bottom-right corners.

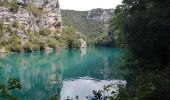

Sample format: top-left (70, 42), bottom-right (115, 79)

top-left (95, 33), bottom-right (111, 46)
top-left (60, 27), bottom-right (80, 48)
top-left (31, 44), bottom-right (40, 51)
top-left (22, 43), bottom-right (32, 52)
top-left (12, 21), bottom-right (19, 28)
top-left (4, 25), bottom-right (12, 33)
top-left (7, 2), bottom-right (19, 13)
top-left (0, 39), bottom-right (8, 46)
top-left (39, 28), bottom-right (52, 36)
top-left (0, 35), bottom-right (22, 52)
top-left (8, 35), bottom-right (21, 44)
top-left (26, 7), bottom-right (43, 17)
top-left (0, 31), bottom-right (4, 37)
top-left (0, 27), bottom-right (80, 52)
top-left (5, 44), bottom-right (22, 52)
top-left (46, 39), bottom-right (59, 48)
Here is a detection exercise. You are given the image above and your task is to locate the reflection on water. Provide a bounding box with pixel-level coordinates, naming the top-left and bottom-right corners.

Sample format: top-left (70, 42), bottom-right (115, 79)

top-left (61, 78), bottom-right (126, 100)
top-left (0, 47), bottom-right (125, 100)
top-left (80, 48), bottom-right (86, 60)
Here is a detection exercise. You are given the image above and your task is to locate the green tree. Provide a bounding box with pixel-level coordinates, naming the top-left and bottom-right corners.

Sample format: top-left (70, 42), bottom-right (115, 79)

top-left (109, 0), bottom-right (170, 99)
top-left (60, 27), bottom-right (80, 48)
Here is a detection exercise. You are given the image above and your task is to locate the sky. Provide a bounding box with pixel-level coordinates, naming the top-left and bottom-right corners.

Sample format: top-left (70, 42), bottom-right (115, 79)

top-left (59, 0), bottom-right (122, 11)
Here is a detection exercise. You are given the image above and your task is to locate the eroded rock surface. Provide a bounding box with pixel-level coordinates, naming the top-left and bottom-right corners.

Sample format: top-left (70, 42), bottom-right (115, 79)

top-left (0, 0), bottom-right (62, 35)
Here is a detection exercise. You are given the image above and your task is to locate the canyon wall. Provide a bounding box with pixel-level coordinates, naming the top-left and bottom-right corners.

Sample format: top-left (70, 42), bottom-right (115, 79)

top-left (61, 8), bottom-right (114, 35)
top-left (0, 0), bottom-right (62, 35)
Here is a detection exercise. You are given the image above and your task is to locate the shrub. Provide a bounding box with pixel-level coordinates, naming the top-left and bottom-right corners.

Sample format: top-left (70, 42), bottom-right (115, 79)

top-left (0, 31), bottom-right (4, 37)
top-left (31, 44), bottom-right (40, 51)
top-left (5, 44), bottom-right (22, 52)
top-left (3, 35), bottom-right (22, 52)
top-left (47, 39), bottom-right (59, 48)
top-left (8, 35), bottom-right (21, 44)
top-left (0, 39), bottom-right (9, 46)
top-left (22, 43), bottom-right (32, 52)
top-left (0, 19), bottom-right (3, 30)
top-left (60, 27), bottom-right (80, 48)
top-left (12, 21), bottom-right (19, 28)
top-left (4, 25), bottom-right (12, 33)
top-left (39, 28), bottom-right (52, 36)
top-left (7, 2), bottom-right (19, 13)
top-left (26, 7), bottom-right (43, 17)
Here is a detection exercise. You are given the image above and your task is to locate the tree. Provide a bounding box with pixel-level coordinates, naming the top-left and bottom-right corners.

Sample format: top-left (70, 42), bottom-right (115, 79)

top-left (110, 0), bottom-right (170, 64)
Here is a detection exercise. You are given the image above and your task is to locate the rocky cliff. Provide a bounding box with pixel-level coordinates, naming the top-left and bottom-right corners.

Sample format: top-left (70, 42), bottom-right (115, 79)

top-left (61, 8), bottom-right (114, 35)
top-left (0, 0), bottom-right (67, 52)
top-left (0, 0), bottom-right (62, 35)
top-left (87, 8), bottom-right (114, 22)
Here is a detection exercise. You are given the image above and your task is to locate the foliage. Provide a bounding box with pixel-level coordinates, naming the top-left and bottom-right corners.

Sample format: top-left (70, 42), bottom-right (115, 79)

top-left (87, 33), bottom-right (114, 46)
top-left (6, 2), bottom-right (19, 13)
top-left (26, 7), bottom-right (43, 17)
top-left (0, 79), bottom-right (22, 100)
top-left (109, 5), bottom-right (127, 47)
top-left (12, 21), bottom-right (19, 28)
top-left (3, 35), bottom-right (22, 52)
top-left (0, 26), bottom-right (81, 52)
top-left (61, 10), bottom-right (109, 35)
top-left (5, 44), bottom-right (22, 52)
top-left (39, 28), bottom-right (52, 36)
top-left (0, 1), bottom-right (19, 13)
top-left (60, 27), bottom-right (80, 48)
top-left (110, 0), bottom-right (170, 64)
top-left (95, 33), bottom-right (113, 46)
top-left (88, 84), bottom-right (128, 100)
top-left (4, 25), bottom-right (12, 33)
top-left (109, 0), bottom-right (170, 100)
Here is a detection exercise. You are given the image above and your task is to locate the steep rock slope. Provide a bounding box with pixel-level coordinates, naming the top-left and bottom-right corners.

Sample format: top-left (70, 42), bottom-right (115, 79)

top-left (61, 8), bottom-right (114, 35)
top-left (0, 0), bottom-right (62, 35)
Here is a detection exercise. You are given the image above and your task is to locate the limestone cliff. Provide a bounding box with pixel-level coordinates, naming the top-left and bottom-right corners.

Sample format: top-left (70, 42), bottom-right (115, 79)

top-left (87, 8), bottom-right (114, 23)
top-left (0, 0), bottom-right (62, 35)
top-left (61, 8), bottom-right (114, 35)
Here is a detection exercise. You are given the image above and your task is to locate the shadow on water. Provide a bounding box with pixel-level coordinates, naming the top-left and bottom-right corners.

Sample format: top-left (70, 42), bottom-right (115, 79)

top-left (0, 47), bottom-right (127, 100)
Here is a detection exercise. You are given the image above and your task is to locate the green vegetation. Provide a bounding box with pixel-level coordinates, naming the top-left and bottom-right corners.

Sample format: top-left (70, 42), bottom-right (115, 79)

top-left (87, 33), bottom-right (114, 46)
top-left (61, 9), bottom-right (116, 46)
top-left (0, 1), bottom-right (19, 13)
top-left (0, 1), bottom-right (43, 16)
top-left (108, 0), bottom-right (170, 99)
top-left (5, 35), bottom-right (22, 52)
top-left (39, 28), bottom-right (52, 36)
top-left (0, 79), bottom-right (22, 100)
top-left (26, 7), bottom-right (43, 17)
top-left (0, 26), bottom-right (81, 52)
top-left (12, 21), bottom-right (19, 28)
top-left (59, 27), bottom-right (80, 48)
top-left (61, 10), bottom-right (107, 35)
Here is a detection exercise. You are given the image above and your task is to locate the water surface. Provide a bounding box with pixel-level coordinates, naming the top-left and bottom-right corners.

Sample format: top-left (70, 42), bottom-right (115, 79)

top-left (0, 47), bottom-right (126, 100)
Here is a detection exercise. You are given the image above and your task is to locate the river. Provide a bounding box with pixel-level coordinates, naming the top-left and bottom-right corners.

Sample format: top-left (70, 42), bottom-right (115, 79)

top-left (0, 47), bottom-right (126, 100)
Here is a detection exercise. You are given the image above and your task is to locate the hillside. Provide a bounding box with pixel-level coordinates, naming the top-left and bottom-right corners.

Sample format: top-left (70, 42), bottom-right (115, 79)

top-left (61, 9), bottom-right (115, 35)
top-left (0, 0), bottom-right (81, 52)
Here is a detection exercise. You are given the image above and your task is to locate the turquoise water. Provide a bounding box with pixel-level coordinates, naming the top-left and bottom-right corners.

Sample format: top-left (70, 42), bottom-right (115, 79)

top-left (0, 47), bottom-right (126, 100)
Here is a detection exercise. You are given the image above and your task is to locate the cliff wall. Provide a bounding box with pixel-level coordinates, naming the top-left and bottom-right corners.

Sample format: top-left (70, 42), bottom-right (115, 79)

top-left (0, 0), bottom-right (62, 35)
top-left (61, 8), bottom-right (114, 35)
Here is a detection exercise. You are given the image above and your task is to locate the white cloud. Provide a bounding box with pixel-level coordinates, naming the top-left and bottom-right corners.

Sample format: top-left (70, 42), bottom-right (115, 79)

top-left (59, 0), bottom-right (122, 11)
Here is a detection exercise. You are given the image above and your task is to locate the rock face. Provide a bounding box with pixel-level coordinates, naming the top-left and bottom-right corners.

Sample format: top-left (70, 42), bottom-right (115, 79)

top-left (61, 8), bottom-right (114, 35)
top-left (79, 38), bottom-right (86, 48)
top-left (0, 0), bottom-right (62, 35)
top-left (87, 8), bottom-right (114, 22)
top-left (87, 8), bottom-right (114, 35)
